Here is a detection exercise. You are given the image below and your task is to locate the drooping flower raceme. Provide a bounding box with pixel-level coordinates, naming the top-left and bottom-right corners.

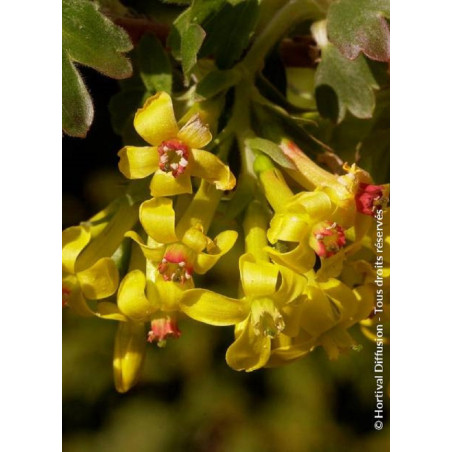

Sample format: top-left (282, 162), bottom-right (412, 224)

top-left (118, 92), bottom-right (236, 197)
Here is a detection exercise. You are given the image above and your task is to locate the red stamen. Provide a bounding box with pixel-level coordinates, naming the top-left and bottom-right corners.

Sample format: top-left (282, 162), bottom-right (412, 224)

top-left (157, 139), bottom-right (190, 177)
top-left (355, 183), bottom-right (387, 216)
top-left (158, 246), bottom-right (194, 283)
top-left (147, 316), bottom-right (181, 346)
top-left (311, 221), bottom-right (346, 258)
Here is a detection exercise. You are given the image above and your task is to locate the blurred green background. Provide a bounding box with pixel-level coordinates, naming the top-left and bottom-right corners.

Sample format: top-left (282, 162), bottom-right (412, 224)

top-left (63, 69), bottom-right (389, 452)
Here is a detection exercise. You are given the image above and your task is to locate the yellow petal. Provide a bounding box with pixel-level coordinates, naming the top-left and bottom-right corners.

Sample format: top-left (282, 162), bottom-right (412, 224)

top-left (125, 231), bottom-right (166, 263)
top-left (297, 284), bottom-right (339, 336)
top-left (225, 317), bottom-right (272, 371)
top-left (266, 335), bottom-right (313, 367)
top-left (117, 270), bottom-right (158, 321)
top-left (113, 321), bottom-right (147, 393)
top-left (181, 226), bottom-right (208, 254)
top-left (77, 257), bottom-right (119, 300)
top-left (239, 253), bottom-right (279, 298)
top-left (139, 197), bottom-right (178, 244)
top-left (273, 265), bottom-right (307, 306)
top-left (320, 326), bottom-right (355, 360)
top-left (191, 149), bottom-right (236, 191)
top-left (180, 289), bottom-right (247, 325)
top-left (265, 243), bottom-right (316, 274)
top-left (118, 146), bottom-right (159, 179)
top-left (194, 230), bottom-right (238, 274)
top-left (267, 213), bottom-right (309, 244)
top-left (288, 190), bottom-right (333, 218)
top-left (155, 278), bottom-right (194, 311)
top-left (316, 249), bottom-right (347, 280)
top-left (279, 304), bottom-right (303, 337)
top-left (150, 170), bottom-right (193, 197)
top-left (62, 225), bottom-right (90, 274)
top-left (353, 284), bottom-right (375, 322)
top-left (177, 114), bottom-right (212, 149)
top-left (320, 278), bottom-right (358, 324)
top-left (96, 302), bottom-right (128, 321)
top-left (133, 92), bottom-right (179, 145)
top-left (63, 276), bottom-right (94, 317)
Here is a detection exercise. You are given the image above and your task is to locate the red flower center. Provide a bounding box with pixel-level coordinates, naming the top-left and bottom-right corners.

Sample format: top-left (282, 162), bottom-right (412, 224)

top-left (147, 315), bottom-right (181, 347)
top-left (311, 221), bottom-right (346, 258)
top-left (157, 139), bottom-right (190, 178)
top-left (157, 245), bottom-right (194, 283)
top-left (355, 183), bottom-right (387, 216)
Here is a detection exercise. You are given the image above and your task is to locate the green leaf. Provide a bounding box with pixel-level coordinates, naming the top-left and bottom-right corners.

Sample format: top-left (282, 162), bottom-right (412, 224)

top-left (62, 50), bottom-right (94, 138)
top-left (62, 0), bottom-right (133, 137)
top-left (168, 1), bottom-right (223, 60)
top-left (198, 0), bottom-right (260, 69)
top-left (315, 43), bottom-right (379, 122)
top-left (181, 23), bottom-right (206, 76)
top-left (246, 138), bottom-right (296, 170)
top-left (327, 0), bottom-right (390, 62)
top-left (168, 0), bottom-right (259, 74)
top-left (196, 68), bottom-right (240, 99)
top-left (137, 34), bottom-right (172, 93)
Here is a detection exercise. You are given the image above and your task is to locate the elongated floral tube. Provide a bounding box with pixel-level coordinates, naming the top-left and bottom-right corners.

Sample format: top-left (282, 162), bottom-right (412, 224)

top-left (243, 201), bottom-right (270, 262)
top-left (258, 168), bottom-right (294, 212)
top-left (175, 180), bottom-right (223, 236)
top-left (280, 139), bottom-right (339, 191)
top-left (75, 200), bottom-right (139, 272)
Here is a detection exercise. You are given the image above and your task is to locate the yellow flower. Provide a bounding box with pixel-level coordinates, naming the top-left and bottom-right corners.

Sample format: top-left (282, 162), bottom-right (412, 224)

top-left (265, 189), bottom-right (348, 273)
top-left (180, 253), bottom-right (307, 371)
top-left (62, 225), bottom-right (119, 316)
top-left (126, 195), bottom-right (238, 288)
top-left (97, 268), bottom-right (187, 392)
top-left (118, 92), bottom-right (236, 197)
top-left (62, 197), bottom-right (139, 316)
top-left (267, 271), bottom-right (373, 364)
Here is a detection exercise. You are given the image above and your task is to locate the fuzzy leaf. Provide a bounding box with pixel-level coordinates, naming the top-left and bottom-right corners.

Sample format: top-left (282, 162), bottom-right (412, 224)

top-left (315, 43), bottom-right (379, 122)
top-left (62, 50), bottom-right (94, 138)
top-left (327, 0), bottom-right (390, 62)
top-left (62, 0), bottom-right (133, 137)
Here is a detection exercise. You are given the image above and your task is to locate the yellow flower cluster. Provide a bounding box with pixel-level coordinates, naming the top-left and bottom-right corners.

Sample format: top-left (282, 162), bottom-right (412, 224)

top-left (62, 92), bottom-right (390, 392)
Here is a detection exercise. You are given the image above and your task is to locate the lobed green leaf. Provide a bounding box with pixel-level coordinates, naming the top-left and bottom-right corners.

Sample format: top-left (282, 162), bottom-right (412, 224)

top-left (62, 0), bottom-right (133, 137)
top-left (327, 0), bottom-right (390, 62)
top-left (315, 43), bottom-right (379, 122)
